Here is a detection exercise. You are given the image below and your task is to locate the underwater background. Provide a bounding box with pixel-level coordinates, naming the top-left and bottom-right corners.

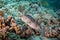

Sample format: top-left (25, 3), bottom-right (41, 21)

top-left (0, 0), bottom-right (60, 40)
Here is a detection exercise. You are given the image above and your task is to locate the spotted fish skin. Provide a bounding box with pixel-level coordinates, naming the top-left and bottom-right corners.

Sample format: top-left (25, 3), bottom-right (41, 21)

top-left (21, 15), bottom-right (41, 31)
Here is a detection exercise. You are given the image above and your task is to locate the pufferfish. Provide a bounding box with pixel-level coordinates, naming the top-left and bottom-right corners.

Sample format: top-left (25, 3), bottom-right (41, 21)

top-left (21, 15), bottom-right (41, 32)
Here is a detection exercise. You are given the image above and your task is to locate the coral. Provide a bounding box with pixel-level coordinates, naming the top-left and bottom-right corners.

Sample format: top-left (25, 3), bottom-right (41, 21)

top-left (0, 0), bottom-right (60, 40)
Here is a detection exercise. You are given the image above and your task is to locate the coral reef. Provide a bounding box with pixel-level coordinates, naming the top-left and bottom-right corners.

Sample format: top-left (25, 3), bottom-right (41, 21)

top-left (0, 0), bottom-right (60, 40)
